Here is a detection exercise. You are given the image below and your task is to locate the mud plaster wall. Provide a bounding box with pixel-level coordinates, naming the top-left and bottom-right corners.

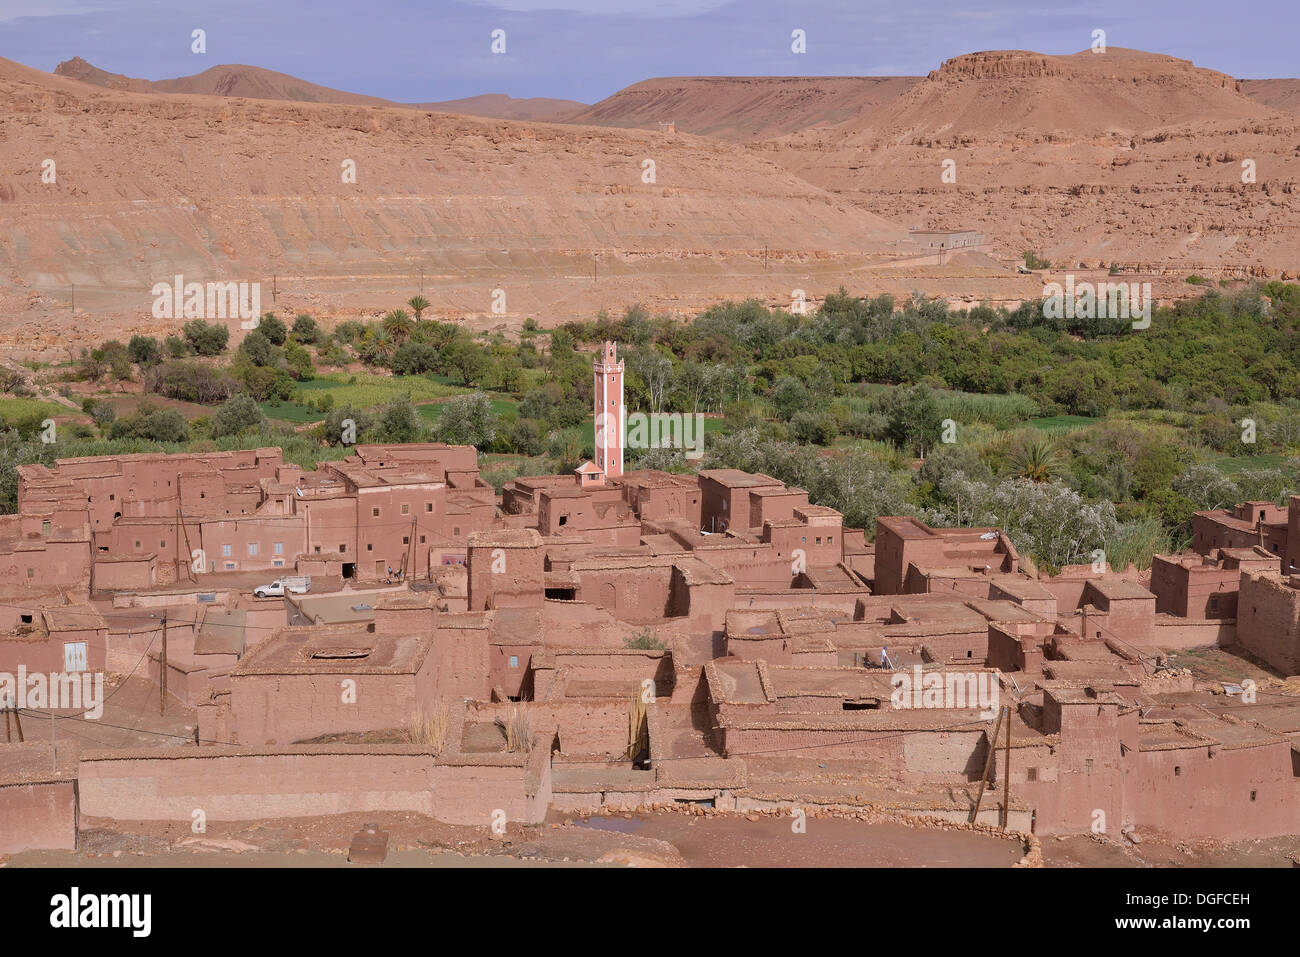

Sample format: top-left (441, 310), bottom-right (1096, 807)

top-left (0, 780), bottom-right (77, 853)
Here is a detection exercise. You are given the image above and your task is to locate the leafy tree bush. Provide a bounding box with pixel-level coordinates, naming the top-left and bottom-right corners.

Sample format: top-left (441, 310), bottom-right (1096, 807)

top-left (211, 394), bottom-right (267, 438)
top-left (435, 392), bottom-right (499, 448)
top-left (182, 320), bottom-right (229, 356)
top-left (292, 314), bottom-right (321, 344)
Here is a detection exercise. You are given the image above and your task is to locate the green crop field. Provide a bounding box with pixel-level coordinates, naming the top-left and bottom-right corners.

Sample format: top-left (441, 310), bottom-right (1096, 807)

top-left (0, 397), bottom-right (81, 421)
top-left (293, 372), bottom-right (461, 408)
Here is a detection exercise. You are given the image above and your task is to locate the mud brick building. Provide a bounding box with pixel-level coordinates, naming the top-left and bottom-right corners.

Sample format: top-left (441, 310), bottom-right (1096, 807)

top-left (8, 340), bottom-right (1300, 851)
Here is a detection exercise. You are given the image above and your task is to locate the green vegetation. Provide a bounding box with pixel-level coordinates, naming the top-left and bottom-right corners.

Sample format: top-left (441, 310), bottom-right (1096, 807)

top-left (12, 282), bottom-right (1300, 574)
top-left (623, 628), bottom-right (666, 651)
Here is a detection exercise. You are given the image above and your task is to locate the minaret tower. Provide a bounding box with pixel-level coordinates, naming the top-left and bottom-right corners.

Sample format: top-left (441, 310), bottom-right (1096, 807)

top-left (593, 340), bottom-right (625, 479)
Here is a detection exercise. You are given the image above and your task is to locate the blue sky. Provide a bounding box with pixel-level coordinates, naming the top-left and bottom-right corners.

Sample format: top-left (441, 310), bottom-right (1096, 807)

top-left (0, 0), bottom-right (1291, 104)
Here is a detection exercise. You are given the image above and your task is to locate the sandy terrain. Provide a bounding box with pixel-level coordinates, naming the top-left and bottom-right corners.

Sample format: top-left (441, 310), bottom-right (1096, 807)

top-left (1, 46), bottom-right (1296, 353)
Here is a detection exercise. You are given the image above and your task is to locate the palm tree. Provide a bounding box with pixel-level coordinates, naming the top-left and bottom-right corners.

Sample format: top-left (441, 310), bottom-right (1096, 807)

top-left (407, 296), bottom-right (431, 322)
top-left (382, 309), bottom-right (413, 346)
top-left (1009, 437), bottom-right (1062, 483)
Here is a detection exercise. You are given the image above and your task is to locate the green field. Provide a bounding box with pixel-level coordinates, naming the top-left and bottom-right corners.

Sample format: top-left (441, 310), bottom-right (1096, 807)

top-left (0, 397), bottom-right (81, 421)
top-left (259, 400), bottom-right (324, 424)
top-left (292, 372), bottom-right (462, 408)
top-left (417, 395), bottom-right (519, 422)
top-left (1027, 415), bottom-right (1100, 431)
top-left (1213, 453), bottom-right (1288, 474)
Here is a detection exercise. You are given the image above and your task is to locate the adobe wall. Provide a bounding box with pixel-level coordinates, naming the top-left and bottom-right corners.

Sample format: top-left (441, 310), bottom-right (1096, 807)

top-left (1150, 617), bottom-right (1235, 649)
top-left (1126, 743), bottom-right (1298, 840)
top-left (1237, 573), bottom-right (1300, 675)
top-left (0, 540), bottom-right (91, 590)
top-left (230, 663), bottom-right (434, 746)
top-left (471, 699), bottom-right (630, 756)
top-left (580, 565), bottom-right (673, 619)
top-left (91, 556), bottom-right (156, 592)
top-left (78, 744), bottom-right (550, 825)
top-left (1025, 703), bottom-right (1131, 835)
top-left (433, 623), bottom-right (491, 701)
top-left (0, 779), bottom-right (77, 853)
top-left (0, 632), bottom-right (106, 674)
top-left (900, 729), bottom-right (987, 780)
top-left (720, 726), bottom-right (903, 764)
top-left (78, 747), bottom-right (437, 820)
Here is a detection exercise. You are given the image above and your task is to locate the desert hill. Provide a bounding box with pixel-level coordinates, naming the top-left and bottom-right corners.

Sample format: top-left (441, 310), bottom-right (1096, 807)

top-left (822, 49), bottom-right (1276, 140)
top-left (55, 57), bottom-right (398, 106)
top-left (564, 76), bottom-right (919, 141)
top-left (54, 57), bottom-right (586, 120)
top-left (769, 49), bottom-right (1300, 273)
top-left (1242, 79), bottom-right (1300, 114)
top-left (413, 93), bottom-right (585, 122)
top-left (0, 55), bottom-right (917, 349)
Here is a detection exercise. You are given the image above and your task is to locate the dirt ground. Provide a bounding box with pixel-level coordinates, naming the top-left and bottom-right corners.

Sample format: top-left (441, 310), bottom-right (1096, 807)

top-left (6, 802), bottom-right (1300, 868)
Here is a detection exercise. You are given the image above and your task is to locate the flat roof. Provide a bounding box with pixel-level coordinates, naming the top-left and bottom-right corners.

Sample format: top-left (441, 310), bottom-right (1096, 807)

top-left (232, 624), bottom-right (432, 676)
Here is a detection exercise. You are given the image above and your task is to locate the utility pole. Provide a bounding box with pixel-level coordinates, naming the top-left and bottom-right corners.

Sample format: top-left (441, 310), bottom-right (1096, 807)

top-left (50, 712), bottom-right (57, 772)
top-left (179, 509), bottom-right (197, 582)
top-left (2, 695), bottom-right (23, 743)
top-left (159, 611), bottom-right (168, 716)
top-left (1001, 704), bottom-right (1012, 830)
top-left (968, 705), bottom-right (1006, 824)
top-left (273, 274), bottom-right (278, 303)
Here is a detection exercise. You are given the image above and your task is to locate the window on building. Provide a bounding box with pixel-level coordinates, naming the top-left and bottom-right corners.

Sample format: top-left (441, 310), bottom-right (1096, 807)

top-left (372, 507), bottom-right (380, 518)
top-left (248, 543), bottom-right (258, 556)
top-left (419, 536), bottom-right (425, 544)
top-left (109, 493), bottom-right (115, 501)
top-left (274, 542), bottom-right (283, 554)
top-left (339, 544), bottom-right (347, 553)
top-left (42, 520), bottom-right (51, 535)
top-left (26, 568), bottom-right (34, 579)
top-left (222, 544), bottom-right (232, 557)
top-left (509, 655), bottom-right (518, 669)
top-left (20, 613), bottom-right (32, 624)
top-left (367, 544), bottom-right (373, 551)
top-left (402, 536), bottom-right (409, 545)
top-left (425, 503), bottom-right (433, 513)
top-left (1250, 790), bottom-right (1257, 802)
top-left (1027, 768), bottom-right (1039, 782)
top-left (1174, 766), bottom-right (1181, 776)
top-left (401, 504), bottom-right (410, 515)
top-left (224, 562), bottom-right (235, 570)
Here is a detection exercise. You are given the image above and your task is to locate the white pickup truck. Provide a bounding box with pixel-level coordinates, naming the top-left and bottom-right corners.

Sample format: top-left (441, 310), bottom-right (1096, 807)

top-left (254, 576), bottom-right (311, 598)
